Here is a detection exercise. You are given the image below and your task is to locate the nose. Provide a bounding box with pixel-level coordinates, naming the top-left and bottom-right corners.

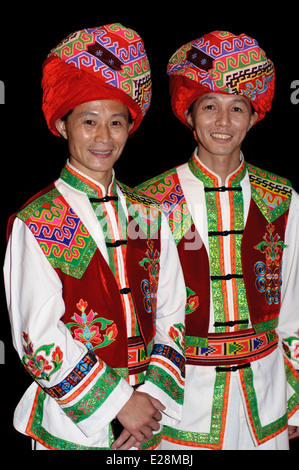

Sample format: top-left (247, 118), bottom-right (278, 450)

top-left (215, 109), bottom-right (231, 127)
top-left (95, 124), bottom-right (110, 143)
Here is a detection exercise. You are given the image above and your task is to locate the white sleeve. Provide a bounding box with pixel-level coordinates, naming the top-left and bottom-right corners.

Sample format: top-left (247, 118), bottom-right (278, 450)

top-left (138, 214), bottom-right (186, 426)
top-left (277, 190), bottom-right (299, 426)
top-left (4, 218), bottom-right (133, 437)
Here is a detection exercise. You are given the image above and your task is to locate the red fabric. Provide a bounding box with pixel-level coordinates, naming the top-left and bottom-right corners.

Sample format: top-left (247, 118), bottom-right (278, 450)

top-left (42, 56), bottom-right (142, 136)
top-left (169, 73), bottom-right (275, 128)
top-left (126, 217), bottom-right (161, 347)
top-left (241, 200), bottom-right (289, 327)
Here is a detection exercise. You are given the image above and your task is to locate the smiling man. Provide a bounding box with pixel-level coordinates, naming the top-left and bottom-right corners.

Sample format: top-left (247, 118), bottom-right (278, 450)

top-left (4, 24), bottom-right (186, 450)
top-left (136, 31), bottom-right (299, 450)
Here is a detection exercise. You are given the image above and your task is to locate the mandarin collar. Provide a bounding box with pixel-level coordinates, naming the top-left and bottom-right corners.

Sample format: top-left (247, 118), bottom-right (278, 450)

top-left (60, 160), bottom-right (118, 199)
top-left (188, 149), bottom-right (246, 188)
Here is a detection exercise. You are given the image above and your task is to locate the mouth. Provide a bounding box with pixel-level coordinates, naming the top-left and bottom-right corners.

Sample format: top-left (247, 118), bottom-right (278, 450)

top-left (211, 133), bottom-right (232, 140)
top-left (89, 149), bottom-right (113, 158)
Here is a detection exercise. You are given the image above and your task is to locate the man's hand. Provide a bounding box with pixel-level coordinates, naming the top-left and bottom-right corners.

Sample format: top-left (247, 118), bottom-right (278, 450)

top-left (288, 425), bottom-right (299, 440)
top-left (111, 391), bottom-right (165, 450)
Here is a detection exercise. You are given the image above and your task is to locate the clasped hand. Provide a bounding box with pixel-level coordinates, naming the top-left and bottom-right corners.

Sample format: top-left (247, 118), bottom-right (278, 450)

top-left (111, 390), bottom-right (165, 450)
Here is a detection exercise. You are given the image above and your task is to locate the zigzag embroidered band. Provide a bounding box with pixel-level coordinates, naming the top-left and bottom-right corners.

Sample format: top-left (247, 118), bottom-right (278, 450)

top-left (186, 328), bottom-right (278, 366)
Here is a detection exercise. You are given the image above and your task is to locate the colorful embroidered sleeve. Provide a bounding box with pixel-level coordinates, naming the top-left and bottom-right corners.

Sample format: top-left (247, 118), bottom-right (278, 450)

top-left (4, 218), bottom-right (133, 437)
top-left (138, 215), bottom-right (186, 425)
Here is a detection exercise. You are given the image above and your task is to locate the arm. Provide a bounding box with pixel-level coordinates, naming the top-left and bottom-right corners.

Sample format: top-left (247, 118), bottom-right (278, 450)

top-left (277, 191), bottom-right (299, 433)
top-left (4, 218), bottom-right (134, 438)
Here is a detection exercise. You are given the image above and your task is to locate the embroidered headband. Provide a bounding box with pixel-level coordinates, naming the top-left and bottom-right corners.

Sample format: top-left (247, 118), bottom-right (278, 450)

top-left (167, 30), bottom-right (275, 126)
top-left (42, 23), bottom-right (152, 135)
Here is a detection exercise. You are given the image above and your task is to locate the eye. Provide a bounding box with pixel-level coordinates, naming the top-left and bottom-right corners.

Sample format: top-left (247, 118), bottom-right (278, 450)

top-left (232, 106), bottom-right (243, 112)
top-left (204, 104), bottom-right (215, 110)
top-left (84, 119), bottom-right (95, 125)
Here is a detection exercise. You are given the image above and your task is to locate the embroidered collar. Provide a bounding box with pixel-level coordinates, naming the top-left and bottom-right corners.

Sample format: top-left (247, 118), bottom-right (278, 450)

top-left (60, 161), bottom-right (118, 199)
top-left (188, 149), bottom-right (246, 188)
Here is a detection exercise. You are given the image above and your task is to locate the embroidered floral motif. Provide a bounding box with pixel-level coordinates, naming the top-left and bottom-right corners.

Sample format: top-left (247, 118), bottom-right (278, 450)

top-left (22, 332), bottom-right (63, 381)
top-left (185, 287), bottom-right (199, 315)
top-left (139, 240), bottom-right (160, 317)
top-left (169, 323), bottom-right (185, 352)
top-left (254, 223), bottom-right (287, 305)
top-left (283, 330), bottom-right (299, 365)
top-left (66, 300), bottom-right (118, 351)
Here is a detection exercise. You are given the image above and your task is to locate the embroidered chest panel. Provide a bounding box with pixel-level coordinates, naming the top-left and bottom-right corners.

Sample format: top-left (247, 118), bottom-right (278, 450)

top-left (247, 164), bottom-right (292, 222)
top-left (18, 188), bottom-right (97, 279)
top-left (135, 168), bottom-right (192, 245)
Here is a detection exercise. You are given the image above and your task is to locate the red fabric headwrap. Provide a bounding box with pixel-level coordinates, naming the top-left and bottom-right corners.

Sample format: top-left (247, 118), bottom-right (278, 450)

top-left (42, 56), bottom-right (142, 136)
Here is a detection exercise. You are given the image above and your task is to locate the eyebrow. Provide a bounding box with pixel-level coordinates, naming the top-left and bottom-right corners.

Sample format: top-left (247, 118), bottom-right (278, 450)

top-left (201, 95), bottom-right (247, 105)
top-left (78, 111), bottom-right (128, 119)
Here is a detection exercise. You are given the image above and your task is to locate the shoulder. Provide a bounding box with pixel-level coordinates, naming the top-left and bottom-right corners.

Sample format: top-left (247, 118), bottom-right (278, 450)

top-left (134, 167), bottom-right (180, 202)
top-left (7, 183), bottom-right (58, 240)
top-left (117, 181), bottom-right (161, 210)
top-left (16, 183), bottom-right (60, 223)
top-left (246, 163), bottom-right (293, 219)
top-left (247, 163), bottom-right (292, 192)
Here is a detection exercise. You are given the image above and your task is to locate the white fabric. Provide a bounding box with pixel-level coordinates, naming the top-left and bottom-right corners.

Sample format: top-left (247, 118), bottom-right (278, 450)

top-left (4, 166), bottom-right (186, 449)
top-left (161, 152), bottom-right (299, 450)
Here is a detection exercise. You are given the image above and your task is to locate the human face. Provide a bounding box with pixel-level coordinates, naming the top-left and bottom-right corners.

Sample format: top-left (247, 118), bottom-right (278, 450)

top-left (55, 100), bottom-right (134, 188)
top-left (186, 93), bottom-right (258, 166)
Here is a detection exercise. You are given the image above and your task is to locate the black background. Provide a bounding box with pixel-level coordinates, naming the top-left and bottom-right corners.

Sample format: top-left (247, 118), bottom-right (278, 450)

top-left (1, 3), bottom-right (298, 451)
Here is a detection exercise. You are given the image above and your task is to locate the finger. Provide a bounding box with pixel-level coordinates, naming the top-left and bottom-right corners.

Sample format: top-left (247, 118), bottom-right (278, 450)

top-left (153, 409), bottom-right (162, 421)
top-left (148, 418), bottom-right (161, 432)
top-left (111, 429), bottom-right (131, 449)
top-left (117, 435), bottom-right (139, 450)
top-left (148, 396), bottom-right (166, 410)
top-left (140, 426), bottom-right (154, 441)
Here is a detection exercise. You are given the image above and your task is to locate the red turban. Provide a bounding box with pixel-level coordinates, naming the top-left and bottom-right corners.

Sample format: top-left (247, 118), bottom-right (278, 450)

top-left (167, 31), bottom-right (275, 126)
top-left (42, 24), bottom-right (152, 136)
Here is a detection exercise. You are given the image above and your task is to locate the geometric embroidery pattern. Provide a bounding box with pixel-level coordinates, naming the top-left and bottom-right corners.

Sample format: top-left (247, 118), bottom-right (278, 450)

top-left (185, 328), bottom-right (278, 366)
top-left (135, 169), bottom-right (192, 245)
top-left (247, 164), bottom-right (292, 222)
top-left (46, 349), bottom-right (98, 399)
top-left (18, 188), bottom-right (97, 278)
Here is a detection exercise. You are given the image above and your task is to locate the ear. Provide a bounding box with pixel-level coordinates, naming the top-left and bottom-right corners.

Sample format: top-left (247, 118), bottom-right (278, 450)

top-left (55, 119), bottom-right (68, 139)
top-left (128, 121), bottom-right (135, 133)
top-left (248, 111), bottom-right (259, 131)
top-left (184, 109), bottom-right (194, 128)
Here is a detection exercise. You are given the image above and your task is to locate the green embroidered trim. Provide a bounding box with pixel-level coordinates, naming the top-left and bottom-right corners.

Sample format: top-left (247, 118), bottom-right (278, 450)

top-left (285, 359), bottom-right (299, 417)
top-left (135, 168), bottom-right (191, 245)
top-left (189, 157), bottom-right (250, 330)
top-left (253, 318), bottom-right (279, 334)
top-left (247, 164), bottom-right (292, 223)
top-left (18, 188), bottom-right (97, 279)
top-left (241, 366), bottom-right (288, 441)
top-left (47, 236), bottom-right (97, 279)
top-left (146, 365), bottom-right (184, 405)
top-left (29, 388), bottom-right (111, 450)
top-left (185, 336), bottom-right (208, 348)
top-left (18, 188), bottom-right (60, 221)
top-left (91, 197), bottom-right (127, 277)
top-left (63, 367), bottom-right (121, 423)
top-left (250, 186), bottom-right (291, 223)
top-left (140, 429), bottom-right (164, 450)
top-left (163, 371), bottom-right (229, 447)
top-left (60, 167), bottom-right (100, 198)
top-left (135, 167), bottom-right (178, 195)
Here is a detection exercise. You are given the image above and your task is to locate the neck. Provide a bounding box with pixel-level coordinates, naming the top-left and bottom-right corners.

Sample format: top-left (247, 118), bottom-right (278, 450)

top-left (69, 158), bottom-right (113, 193)
top-left (197, 149), bottom-right (241, 185)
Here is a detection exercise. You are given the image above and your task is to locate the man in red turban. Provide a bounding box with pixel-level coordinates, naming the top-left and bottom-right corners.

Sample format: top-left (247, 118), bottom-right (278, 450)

top-left (136, 31), bottom-right (299, 450)
top-left (4, 24), bottom-right (186, 450)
